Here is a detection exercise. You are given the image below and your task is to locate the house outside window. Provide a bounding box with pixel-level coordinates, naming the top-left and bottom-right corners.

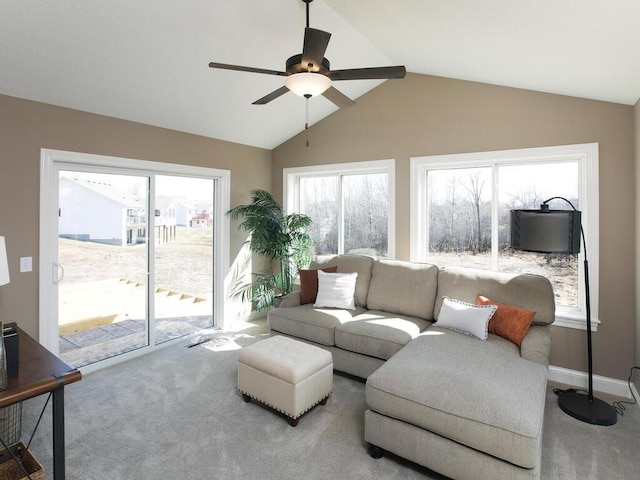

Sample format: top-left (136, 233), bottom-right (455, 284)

top-left (411, 144), bottom-right (598, 330)
top-left (284, 160), bottom-right (395, 259)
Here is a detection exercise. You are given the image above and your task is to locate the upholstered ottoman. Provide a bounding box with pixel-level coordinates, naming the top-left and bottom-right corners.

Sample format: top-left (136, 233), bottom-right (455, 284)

top-left (238, 335), bottom-right (333, 426)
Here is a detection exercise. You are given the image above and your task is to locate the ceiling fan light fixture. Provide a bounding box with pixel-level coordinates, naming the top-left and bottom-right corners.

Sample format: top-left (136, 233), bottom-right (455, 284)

top-left (208, 0), bottom-right (405, 108)
top-left (285, 72), bottom-right (331, 98)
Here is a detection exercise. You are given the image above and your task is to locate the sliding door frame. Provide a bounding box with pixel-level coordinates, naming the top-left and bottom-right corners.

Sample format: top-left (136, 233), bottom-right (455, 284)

top-left (40, 149), bottom-right (230, 366)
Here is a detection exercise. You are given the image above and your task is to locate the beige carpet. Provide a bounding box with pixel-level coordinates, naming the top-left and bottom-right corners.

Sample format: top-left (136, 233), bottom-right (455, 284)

top-left (20, 321), bottom-right (640, 480)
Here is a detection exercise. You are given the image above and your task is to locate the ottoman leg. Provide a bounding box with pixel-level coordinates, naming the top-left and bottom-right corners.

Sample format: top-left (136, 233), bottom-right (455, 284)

top-left (242, 393), bottom-right (251, 403)
top-left (319, 396), bottom-right (328, 405)
top-left (289, 417), bottom-right (299, 427)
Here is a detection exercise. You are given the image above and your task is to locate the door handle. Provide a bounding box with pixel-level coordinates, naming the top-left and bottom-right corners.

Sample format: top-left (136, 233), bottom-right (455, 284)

top-left (52, 262), bottom-right (64, 284)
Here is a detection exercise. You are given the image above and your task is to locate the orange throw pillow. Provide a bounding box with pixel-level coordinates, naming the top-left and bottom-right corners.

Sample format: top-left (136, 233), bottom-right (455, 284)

top-left (299, 266), bottom-right (338, 304)
top-left (476, 295), bottom-right (536, 347)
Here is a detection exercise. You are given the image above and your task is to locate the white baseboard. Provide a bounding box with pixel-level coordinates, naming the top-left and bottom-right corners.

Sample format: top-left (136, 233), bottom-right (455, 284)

top-left (549, 365), bottom-right (639, 401)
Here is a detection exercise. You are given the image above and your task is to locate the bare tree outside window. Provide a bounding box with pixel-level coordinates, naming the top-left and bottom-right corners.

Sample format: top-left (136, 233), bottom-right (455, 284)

top-left (299, 176), bottom-right (339, 254)
top-left (427, 168), bottom-right (492, 269)
top-left (344, 173), bottom-right (388, 257)
top-left (426, 162), bottom-right (579, 309)
top-left (498, 163), bottom-right (579, 307)
top-left (299, 173), bottom-right (389, 258)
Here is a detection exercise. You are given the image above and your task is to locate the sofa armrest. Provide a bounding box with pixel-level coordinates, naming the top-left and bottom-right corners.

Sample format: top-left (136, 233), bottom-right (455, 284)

top-left (520, 324), bottom-right (552, 365)
top-left (278, 291), bottom-right (302, 308)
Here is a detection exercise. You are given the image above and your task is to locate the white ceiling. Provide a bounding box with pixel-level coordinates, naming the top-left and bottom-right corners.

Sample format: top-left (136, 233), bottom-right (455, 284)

top-left (1, 0), bottom-right (639, 150)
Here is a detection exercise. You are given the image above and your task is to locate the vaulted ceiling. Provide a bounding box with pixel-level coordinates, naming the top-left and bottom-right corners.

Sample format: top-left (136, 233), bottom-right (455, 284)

top-left (1, 0), bottom-right (638, 150)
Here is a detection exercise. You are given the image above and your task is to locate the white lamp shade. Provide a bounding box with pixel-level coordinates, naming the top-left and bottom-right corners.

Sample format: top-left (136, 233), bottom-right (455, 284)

top-left (0, 236), bottom-right (9, 286)
top-left (285, 72), bottom-right (331, 98)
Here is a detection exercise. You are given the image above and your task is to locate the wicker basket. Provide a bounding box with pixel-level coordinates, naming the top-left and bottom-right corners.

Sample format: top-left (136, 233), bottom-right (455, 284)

top-left (0, 442), bottom-right (43, 480)
top-left (0, 403), bottom-right (22, 446)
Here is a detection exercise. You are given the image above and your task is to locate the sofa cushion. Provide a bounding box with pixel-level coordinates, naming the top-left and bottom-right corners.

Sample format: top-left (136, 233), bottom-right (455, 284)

top-left (435, 266), bottom-right (555, 326)
top-left (299, 266), bottom-right (337, 305)
top-left (434, 297), bottom-right (497, 340)
top-left (335, 311), bottom-right (430, 360)
top-left (267, 304), bottom-right (365, 346)
top-left (366, 260), bottom-right (439, 320)
top-left (311, 255), bottom-right (375, 308)
top-left (365, 329), bottom-right (548, 469)
top-left (477, 295), bottom-right (536, 347)
top-left (315, 271), bottom-right (358, 310)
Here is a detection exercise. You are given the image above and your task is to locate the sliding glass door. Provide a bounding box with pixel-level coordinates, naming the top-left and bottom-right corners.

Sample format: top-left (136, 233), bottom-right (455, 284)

top-left (57, 171), bottom-right (151, 366)
top-left (40, 150), bottom-right (229, 371)
top-left (153, 175), bottom-right (214, 345)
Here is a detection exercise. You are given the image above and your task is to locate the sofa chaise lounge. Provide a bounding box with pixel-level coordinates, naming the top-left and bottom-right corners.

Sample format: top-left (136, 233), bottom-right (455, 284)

top-left (267, 254), bottom-right (555, 480)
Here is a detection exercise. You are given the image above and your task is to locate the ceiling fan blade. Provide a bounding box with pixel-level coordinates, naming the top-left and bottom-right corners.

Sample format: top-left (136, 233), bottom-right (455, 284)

top-left (322, 86), bottom-right (355, 109)
top-left (329, 66), bottom-right (406, 81)
top-left (208, 62), bottom-right (287, 77)
top-left (252, 86), bottom-right (290, 105)
top-left (301, 28), bottom-right (331, 72)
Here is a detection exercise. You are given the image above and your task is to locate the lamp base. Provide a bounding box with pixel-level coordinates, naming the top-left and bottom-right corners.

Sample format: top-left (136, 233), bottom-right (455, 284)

top-left (558, 391), bottom-right (617, 426)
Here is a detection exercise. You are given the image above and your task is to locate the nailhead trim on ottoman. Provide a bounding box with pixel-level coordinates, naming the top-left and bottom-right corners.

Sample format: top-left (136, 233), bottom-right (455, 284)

top-left (238, 335), bottom-right (333, 426)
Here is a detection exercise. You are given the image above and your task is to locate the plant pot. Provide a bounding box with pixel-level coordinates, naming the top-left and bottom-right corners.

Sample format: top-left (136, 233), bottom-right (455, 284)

top-left (273, 296), bottom-right (284, 309)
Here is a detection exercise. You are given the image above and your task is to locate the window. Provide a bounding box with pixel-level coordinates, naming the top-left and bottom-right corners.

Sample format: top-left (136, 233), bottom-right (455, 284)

top-left (411, 144), bottom-right (598, 330)
top-left (284, 160), bottom-right (395, 258)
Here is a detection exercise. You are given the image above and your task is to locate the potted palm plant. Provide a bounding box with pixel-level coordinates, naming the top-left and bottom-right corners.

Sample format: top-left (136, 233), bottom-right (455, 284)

top-left (227, 189), bottom-right (314, 311)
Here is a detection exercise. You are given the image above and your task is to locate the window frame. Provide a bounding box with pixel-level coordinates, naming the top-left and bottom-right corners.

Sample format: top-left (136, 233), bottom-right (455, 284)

top-left (284, 159), bottom-right (396, 259)
top-left (410, 143), bottom-right (599, 331)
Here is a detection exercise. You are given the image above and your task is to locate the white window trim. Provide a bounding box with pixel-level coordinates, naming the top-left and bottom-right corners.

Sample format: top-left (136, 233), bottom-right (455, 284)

top-left (410, 143), bottom-right (599, 331)
top-left (40, 149), bottom-right (231, 359)
top-left (284, 159), bottom-right (396, 259)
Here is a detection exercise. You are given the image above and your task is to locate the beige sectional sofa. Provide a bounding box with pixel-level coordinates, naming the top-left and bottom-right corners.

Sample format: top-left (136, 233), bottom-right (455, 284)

top-left (267, 254), bottom-right (555, 480)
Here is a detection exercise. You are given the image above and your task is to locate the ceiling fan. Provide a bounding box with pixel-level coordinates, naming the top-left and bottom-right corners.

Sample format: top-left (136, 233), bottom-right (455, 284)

top-left (208, 0), bottom-right (406, 108)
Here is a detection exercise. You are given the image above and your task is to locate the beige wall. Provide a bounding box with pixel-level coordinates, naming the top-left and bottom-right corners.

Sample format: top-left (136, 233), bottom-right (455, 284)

top-left (1, 75), bottom-right (635, 382)
top-left (273, 73), bottom-right (635, 381)
top-left (0, 94), bottom-right (272, 340)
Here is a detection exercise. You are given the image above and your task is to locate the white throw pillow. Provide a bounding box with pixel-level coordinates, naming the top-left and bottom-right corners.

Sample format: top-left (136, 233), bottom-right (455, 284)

top-left (314, 270), bottom-right (358, 310)
top-left (435, 297), bottom-right (498, 340)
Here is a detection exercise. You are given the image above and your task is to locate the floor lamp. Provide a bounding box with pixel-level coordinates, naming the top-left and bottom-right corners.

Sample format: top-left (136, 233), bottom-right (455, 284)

top-left (511, 197), bottom-right (617, 426)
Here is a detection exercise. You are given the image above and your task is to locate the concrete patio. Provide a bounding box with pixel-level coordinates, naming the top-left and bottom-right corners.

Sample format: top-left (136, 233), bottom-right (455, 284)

top-left (58, 277), bottom-right (213, 368)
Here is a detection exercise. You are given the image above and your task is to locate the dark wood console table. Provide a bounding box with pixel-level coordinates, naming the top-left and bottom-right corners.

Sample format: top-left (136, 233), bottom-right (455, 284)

top-left (0, 323), bottom-right (82, 480)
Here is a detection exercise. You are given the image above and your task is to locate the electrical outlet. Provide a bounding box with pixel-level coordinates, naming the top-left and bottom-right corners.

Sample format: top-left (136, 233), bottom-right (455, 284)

top-left (20, 256), bottom-right (32, 273)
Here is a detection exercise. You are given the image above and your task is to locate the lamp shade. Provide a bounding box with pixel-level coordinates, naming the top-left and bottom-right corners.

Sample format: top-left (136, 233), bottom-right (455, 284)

top-left (285, 72), bottom-right (331, 98)
top-left (0, 236), bottom-right (9, 286)
top-left (510, 209), bottom-right (581, 254)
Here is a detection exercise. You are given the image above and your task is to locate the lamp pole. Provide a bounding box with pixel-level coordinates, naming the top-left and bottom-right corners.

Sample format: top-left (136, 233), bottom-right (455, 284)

top-left (539, 197), bottom-right (616, 425)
